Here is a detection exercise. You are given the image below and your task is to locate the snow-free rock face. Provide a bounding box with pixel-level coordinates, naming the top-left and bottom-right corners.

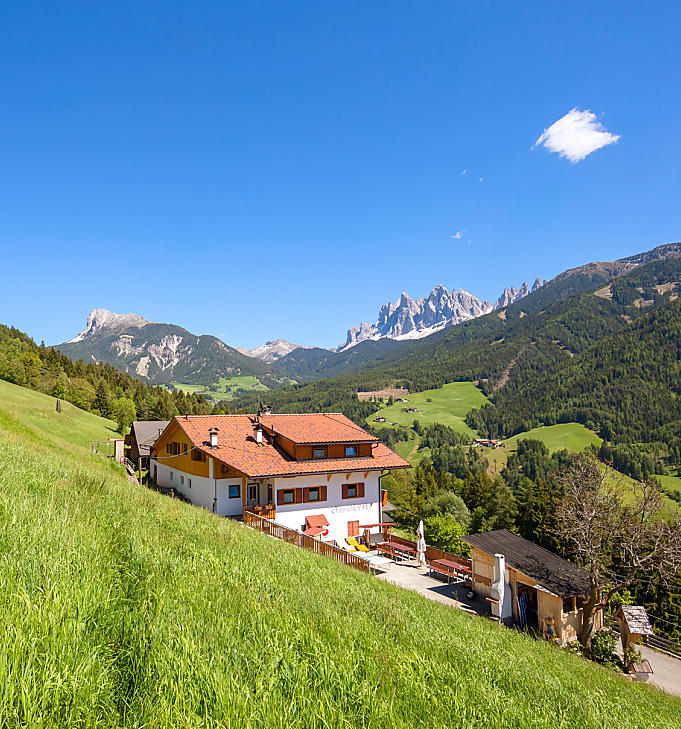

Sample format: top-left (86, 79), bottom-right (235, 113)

top-left (238, 339), bottom-right (308, 363)
top-left (492, 278), bottom-right (545, 311)
top-left (339, 286), bottom-right (492, 351)
top-left (57, 310), bottom-right (274, 385)
top-left (68, 308), bottom-right (149, 343)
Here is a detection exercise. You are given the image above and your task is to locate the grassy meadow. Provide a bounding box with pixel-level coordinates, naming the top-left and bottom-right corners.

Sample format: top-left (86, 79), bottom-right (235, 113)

top-left (1, 380), bottom-right (681, 727)
top-left (172, 375), bottom-right (269, 400)
top-left (501, 423), bottom-right (603, 453)
top-left (370, 382), bottom-right (489, 438)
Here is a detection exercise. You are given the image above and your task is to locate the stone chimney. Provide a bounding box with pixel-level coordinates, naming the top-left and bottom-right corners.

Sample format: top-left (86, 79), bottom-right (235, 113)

top-left (209, 427), bottom-right (219, 448)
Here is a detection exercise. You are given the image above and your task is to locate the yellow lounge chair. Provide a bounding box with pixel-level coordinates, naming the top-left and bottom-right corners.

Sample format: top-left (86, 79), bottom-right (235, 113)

top-left (347, 537), bottom-right (370, 553)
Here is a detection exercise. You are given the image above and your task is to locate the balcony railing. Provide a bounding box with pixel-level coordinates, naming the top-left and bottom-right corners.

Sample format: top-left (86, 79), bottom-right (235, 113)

top-left (244, 504), bottom-right (276, 520)
top-left (243, 509), bottom-right (371, 573)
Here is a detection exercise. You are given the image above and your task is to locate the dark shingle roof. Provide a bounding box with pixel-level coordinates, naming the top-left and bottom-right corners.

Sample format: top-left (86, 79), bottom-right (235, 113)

top-left (463, 529), bottom-right (592, 598)
top-left (617, 606), bottom-right (654, 636)
top-left (132, 421), bottom-right (170, 455)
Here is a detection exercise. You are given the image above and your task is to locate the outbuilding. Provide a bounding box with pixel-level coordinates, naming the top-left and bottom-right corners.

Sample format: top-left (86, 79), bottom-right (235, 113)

top-left (462, 529), bottom-right (600, 643)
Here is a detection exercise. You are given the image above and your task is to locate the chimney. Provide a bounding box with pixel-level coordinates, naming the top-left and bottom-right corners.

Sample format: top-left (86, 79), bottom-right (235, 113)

top-left (490, 553), bottom-right (512, 620)
top-left (209, 427), bottom-right (219, 448)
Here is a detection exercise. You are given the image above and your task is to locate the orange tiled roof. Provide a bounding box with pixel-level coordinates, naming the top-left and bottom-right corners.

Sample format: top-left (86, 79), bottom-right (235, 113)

top-left (259, 413), bottom-right (379, 444)
top-left (170, 414), bottom-right (409, 478)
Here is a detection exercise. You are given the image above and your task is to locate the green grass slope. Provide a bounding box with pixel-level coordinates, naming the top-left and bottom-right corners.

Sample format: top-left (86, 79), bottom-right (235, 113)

top-left (502, 423), bottom-right (603, 453)
top-left (370, 382), bottom-right (489, 438)
top-left (1, 382), bottom-right (680, 727)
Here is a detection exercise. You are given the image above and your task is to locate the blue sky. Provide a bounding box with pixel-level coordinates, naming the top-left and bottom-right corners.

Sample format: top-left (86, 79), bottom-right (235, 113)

top-left (1, 1), bottom-right (680, 349)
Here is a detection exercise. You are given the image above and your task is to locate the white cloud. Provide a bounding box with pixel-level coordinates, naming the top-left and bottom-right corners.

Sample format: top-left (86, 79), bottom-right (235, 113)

top-left (479, 177), bottom-right (484, 182)
top-left (534, 108), bottom-right (620, 163)
top-left (451, 231), bottom-right (464, 239)
top-left (461, 169), bottom-right (469, 175)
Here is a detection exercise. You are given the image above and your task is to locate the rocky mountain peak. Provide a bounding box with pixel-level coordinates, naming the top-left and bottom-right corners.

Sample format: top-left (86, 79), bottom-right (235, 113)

top-left (492, 278), bottom-right (544, 311)
top-left (68, 308), bottom-right (149, 343)
top-left (239, 339), bottom-right (309, 363)
top-left (339, 285), bottom-right (492, 351)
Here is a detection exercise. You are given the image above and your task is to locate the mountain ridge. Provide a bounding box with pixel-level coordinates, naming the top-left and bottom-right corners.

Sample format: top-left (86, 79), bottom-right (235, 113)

top-left (56, 311), bottom-right (276, 385)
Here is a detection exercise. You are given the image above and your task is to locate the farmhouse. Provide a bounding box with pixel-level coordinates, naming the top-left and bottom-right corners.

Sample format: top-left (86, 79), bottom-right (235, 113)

top-left (149, 413), bottom-right (409, 544)
top-left (125, 420), bottom-right (169, 465)
top-left (463, 529), bottom-right (601, 643)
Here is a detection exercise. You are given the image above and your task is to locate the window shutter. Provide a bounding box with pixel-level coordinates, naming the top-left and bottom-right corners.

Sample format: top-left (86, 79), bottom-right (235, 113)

top-left (277, 490), bottom-right (284, 505)
top-left (295, 488), bottom-right (303, 504)
top-left (358, 483), bottom-right (365, 498)
top-left (303, 487), bottom-right (310, 503)
top-left (342, 484), bottom-right (348, 499)
top-left (320, 485), bottom-right (327, 501)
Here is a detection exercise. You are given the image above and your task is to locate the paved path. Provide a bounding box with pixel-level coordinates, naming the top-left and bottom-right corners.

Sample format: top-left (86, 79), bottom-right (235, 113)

top-left (379, 561), bottom-right (681, 698)
top-left (616, 643), bottom-right (681, 698)
top-left (376, 561), bottom-right (489, 617)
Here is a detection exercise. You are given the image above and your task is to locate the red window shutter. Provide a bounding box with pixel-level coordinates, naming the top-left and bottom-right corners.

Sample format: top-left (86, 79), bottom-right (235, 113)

top-left (358, 483), bottom-right (365, 498)
top-left (320, 485), bottom-right (327, 501)
top-left (342, 484), bottom-right (348, 499)
top-left (295, 488), bottom-right (303, 504)
top-left (277, 490), bottom-right (284, 506)
top-left (303, 487), bottom-right (310, 503)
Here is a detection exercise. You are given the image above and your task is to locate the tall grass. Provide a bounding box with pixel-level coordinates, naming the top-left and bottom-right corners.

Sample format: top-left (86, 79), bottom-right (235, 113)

top-left (0, 380), bottom-right (680, 727)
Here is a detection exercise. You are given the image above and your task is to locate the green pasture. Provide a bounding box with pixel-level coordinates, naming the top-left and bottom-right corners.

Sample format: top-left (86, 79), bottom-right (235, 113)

top-left (1, 381), bottom-right (680, 726)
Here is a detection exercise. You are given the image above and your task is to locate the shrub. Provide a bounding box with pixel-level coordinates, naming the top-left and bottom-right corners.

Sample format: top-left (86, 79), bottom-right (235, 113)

top-left (423, 514), bottom-right (471, 557)
top-left (589, 630), bottom-right (618, 667)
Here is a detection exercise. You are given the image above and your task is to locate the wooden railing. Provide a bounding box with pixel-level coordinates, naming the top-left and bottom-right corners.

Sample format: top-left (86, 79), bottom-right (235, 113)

top-left (388, 534), bottom-right (472, 568)
top-left (244, 504), bottom-right (276, 520)
top-left (243, 510), bottom-right (372, 573)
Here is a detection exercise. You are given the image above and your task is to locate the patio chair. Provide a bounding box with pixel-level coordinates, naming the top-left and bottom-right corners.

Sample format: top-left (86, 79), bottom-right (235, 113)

top-left (346, 537), bottom-right (370, 553)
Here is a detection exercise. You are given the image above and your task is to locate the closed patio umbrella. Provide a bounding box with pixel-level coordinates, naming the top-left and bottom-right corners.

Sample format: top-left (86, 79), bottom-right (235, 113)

top-left (416, 519), bottom-right (427, 568)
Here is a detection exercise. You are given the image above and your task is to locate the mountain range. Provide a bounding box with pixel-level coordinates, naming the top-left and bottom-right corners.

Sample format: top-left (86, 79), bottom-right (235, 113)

top-left (57, 308), bottom-right (274, 386)
top-left (55, 243), bottom-right (681, 389)
top-left (338, 278), bottom-right (545, 350)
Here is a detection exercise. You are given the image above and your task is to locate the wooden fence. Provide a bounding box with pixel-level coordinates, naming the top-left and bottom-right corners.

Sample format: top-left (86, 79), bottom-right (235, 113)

top-left (387, 534), bottom-right (472, 568)
top-left (243, 510), bottom-right (372, 573)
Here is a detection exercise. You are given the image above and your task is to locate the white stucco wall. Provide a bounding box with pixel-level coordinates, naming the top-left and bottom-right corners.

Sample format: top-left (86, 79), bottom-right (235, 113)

top-left (273, 471), bottom-right (382, 545)
top-left (151, 458), bottom-right (242, 516)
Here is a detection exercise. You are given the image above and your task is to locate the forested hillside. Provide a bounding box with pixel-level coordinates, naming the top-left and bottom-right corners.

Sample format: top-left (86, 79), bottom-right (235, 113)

top-left (0, 324), bottom-right (223, 429)
top-left (235, 255), bottom-right (681, 468)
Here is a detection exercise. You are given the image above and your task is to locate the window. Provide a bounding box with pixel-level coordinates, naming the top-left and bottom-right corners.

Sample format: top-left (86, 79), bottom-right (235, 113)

top-left (166, 443), bottom-right (171, 454)
top-left (188, 479), bottom-right (192, 489)
top-left (342, 483), bottom-right (365, 499)
top-left (283, 489), bottom-right (295, 504)
top-left (182, 443), bottom-right (188, 455)
top-left (180, 475), bottom-right (184, 485)
top-left (170, 471), bottom-right (174, 481)
top-left (168, 441), bottom-right (181, 455)
top-left (228, 484), bottom-right (240, 499)
top-left (268, 485), bottom-right (273, 504)
top-left (303, 485), bottom-right (326, 503)
top-left (312, 447), bottom-right (326, 459)
top-left (348, 520), bottom-right (360, 537)
top-left (191, 450), bottom-right (206, 462)
top-left (345, 446), bottom-right (357, 457)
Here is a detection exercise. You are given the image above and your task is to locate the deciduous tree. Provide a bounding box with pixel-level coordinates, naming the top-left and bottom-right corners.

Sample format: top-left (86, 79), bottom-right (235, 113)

top-left (555, 452), bottom-right (681, 647)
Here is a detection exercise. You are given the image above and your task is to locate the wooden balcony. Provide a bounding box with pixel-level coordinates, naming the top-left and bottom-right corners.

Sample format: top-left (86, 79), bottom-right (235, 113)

top-left (243, 504), bottom-right (276, 520)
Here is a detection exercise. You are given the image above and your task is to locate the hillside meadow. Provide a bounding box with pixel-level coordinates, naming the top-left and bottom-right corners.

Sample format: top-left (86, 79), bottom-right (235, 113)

top-left (1, 380), bottom-right (681, 727)
top-left (370, 381), bottom-right (489, 438)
